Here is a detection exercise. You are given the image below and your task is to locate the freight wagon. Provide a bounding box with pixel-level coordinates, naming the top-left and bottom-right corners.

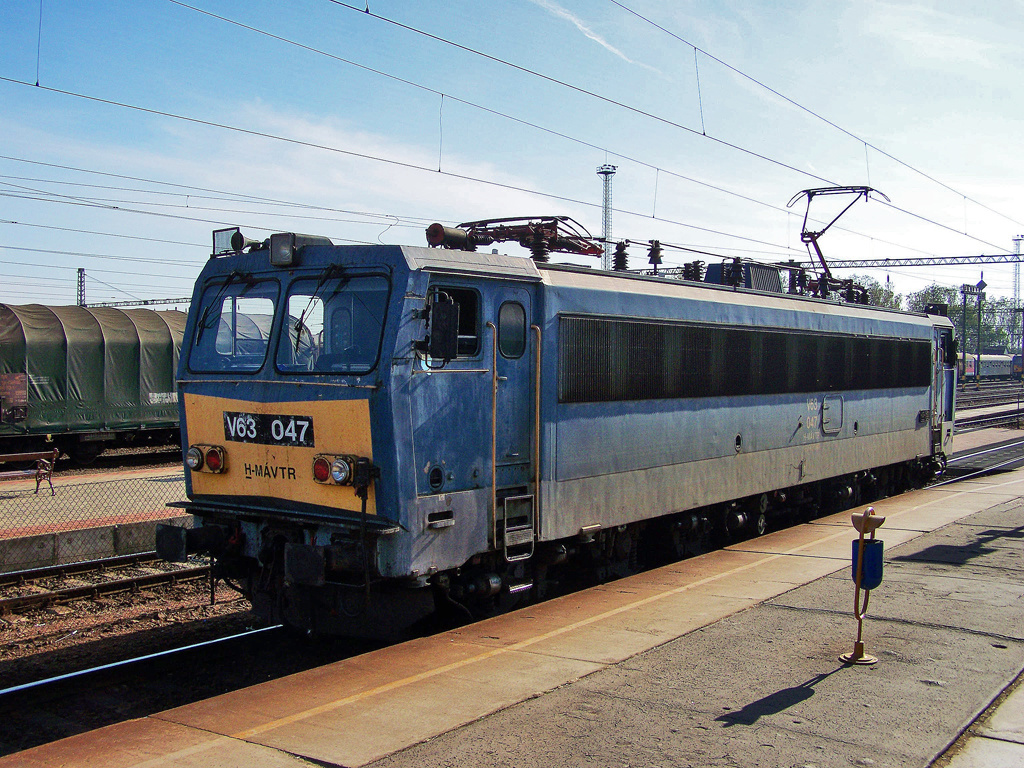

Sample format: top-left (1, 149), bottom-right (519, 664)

top-left (0, 304), bottom-right (186, 462)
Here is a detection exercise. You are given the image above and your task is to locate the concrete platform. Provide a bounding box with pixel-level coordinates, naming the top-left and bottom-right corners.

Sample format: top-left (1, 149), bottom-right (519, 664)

top-left (0, 467), bottom-right (189, 572)
top-left (7, 453), bottom-right (1024, 767)
top-left (951, 426), bottom-right (1022, 453)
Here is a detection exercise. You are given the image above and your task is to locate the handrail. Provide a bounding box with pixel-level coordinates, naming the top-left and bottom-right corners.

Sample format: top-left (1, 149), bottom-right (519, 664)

top-left (487, 321), bottom-right (498, 549)
top-left (531, 324), bottom-right (542, 537)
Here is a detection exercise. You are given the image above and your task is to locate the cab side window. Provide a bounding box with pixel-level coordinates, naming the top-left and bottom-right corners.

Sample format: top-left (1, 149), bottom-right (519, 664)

top-left (432, 287), bottom-right (480, 358)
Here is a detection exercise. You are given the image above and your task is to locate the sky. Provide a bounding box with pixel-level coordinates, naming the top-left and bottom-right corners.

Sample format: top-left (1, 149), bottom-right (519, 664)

top-left (0, 0), bottom-right (1022, 308)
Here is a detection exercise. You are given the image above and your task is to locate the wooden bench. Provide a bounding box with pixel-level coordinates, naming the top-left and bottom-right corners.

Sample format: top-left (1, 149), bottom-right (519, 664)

top-left (0, 448), bottom-right (59, 496)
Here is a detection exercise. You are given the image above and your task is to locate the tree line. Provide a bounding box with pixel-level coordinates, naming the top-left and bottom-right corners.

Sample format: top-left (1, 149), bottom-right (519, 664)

top-left (853, 276), bottom-right (1023, 356)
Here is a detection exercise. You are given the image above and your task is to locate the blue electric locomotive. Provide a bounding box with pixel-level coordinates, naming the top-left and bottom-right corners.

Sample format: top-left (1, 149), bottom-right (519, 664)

top-left (158, 224), bottom-right (956, 636)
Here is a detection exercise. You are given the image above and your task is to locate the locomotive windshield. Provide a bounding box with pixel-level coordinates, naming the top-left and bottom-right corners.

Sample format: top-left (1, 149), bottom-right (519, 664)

top-left (188, 276), bottom-right (279, 373)
top-left (276, 273), bottom-right (390, 374)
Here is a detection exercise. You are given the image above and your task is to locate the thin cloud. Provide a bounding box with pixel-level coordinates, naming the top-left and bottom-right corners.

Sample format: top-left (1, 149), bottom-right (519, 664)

top-left (527, 0), bottom-right (658, 72)
top-left (861, 1), bottom-right (1010, 70)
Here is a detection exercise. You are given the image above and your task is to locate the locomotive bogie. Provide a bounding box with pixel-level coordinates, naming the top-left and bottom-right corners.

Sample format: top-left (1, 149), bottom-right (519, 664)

top-left (164, 234), bottom-right (955, 637)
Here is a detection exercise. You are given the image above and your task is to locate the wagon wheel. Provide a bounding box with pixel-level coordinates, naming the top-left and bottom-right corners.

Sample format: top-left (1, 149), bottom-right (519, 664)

top-left (70, 443), bottom-right (103, 465)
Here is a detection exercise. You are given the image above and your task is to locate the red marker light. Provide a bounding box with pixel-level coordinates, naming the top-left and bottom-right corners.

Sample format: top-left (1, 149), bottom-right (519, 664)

top-left (205, 448), bottom-right (222, 473)
top-left (313, 457), bottom-right (331, 483)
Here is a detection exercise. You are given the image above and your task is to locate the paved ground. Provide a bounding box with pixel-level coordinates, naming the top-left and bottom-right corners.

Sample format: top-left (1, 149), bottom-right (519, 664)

top-left (361, 494), bottom-right (1024, 768)
top-left (9, 460), bottom-right (1024, 768)
top-left (6, 428), bottom-right (1024, 767)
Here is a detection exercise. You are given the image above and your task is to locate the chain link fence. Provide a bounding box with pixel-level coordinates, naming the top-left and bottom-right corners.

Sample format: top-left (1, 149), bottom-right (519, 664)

top-left (0, 471), bottom-right (191, 574)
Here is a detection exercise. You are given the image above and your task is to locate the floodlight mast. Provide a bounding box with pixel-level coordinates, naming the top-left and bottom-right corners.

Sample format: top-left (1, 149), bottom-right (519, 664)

top-left (787, 186), bottom-right (889, 286)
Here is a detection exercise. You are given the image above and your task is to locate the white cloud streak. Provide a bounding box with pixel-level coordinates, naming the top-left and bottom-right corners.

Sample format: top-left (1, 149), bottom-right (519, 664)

top-left (527, 0), bottom-right (642, 66)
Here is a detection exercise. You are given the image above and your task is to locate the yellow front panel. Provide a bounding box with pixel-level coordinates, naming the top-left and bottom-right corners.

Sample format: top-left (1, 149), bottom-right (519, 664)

top-left (184, 393), bottom-right (375, 514)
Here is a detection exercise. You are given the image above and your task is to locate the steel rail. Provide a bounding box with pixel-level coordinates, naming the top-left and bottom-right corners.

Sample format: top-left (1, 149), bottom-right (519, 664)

top-left (0, 552), bottom-right (162, 589)
top-left (0, 565), bottom-right (210, 614)
top-left (931, 450), bottom-right (1024, 488)
top-left (946, 438), bottom-right (1024, 465)
top-left (956, 412), bottom-right (1023, 431)
top-left (0, 625), bottom-right (282, 700)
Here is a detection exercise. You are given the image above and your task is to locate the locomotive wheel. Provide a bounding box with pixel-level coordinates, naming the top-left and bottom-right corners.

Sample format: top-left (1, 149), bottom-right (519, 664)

top-left (750, 494), bottom-right (769, 536)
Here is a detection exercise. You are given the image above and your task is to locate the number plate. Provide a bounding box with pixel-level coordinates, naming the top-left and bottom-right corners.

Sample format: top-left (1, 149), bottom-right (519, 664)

top-left (223, 411), bottom-right (315, 447)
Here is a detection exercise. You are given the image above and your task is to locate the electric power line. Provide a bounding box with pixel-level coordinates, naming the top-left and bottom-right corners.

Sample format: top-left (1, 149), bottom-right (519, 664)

top-left (168, 0), bottom-right (1003, 259)
top-left (607, 0), bottom-right (1024, 231)
top-left (0, 76), bottom-right (800, 254)
top-left (323, 0), bottom-right (1019, 248)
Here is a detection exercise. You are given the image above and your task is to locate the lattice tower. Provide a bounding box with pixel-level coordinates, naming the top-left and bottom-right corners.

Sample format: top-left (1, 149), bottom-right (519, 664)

top-left (597, 164), bottom-right (617, 270)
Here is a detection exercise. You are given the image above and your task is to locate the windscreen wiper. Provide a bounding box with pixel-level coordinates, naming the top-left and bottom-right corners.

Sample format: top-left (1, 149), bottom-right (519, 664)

top-left (196, 270), bottom-right (254, 343)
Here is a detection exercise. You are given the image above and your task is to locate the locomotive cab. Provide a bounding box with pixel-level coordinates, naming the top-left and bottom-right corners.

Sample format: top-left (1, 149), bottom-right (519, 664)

top-left (162, 230), bottom-right (544, 636)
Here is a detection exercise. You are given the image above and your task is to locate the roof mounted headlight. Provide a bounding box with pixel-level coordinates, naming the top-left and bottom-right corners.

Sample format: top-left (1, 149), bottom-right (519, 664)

top-left (270, 232), bottom-right (296, 266)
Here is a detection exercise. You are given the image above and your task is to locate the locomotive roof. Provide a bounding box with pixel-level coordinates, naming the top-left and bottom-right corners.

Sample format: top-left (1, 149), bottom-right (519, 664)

top-left (535, 262), bottom-right (952, 329)
top-left (401, 245), bottom-right (542, 281)
top-left (203, 239), bottom-right (950, 330)
top-left (395, 244), bottom-right (949, 329)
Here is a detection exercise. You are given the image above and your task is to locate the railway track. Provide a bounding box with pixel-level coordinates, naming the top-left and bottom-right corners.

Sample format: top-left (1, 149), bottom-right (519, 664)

top-left (955, 381), bottom-right (1024, 409)
top-left (50, 444), bottom-right (182, 476)
top-left (937, 437), bottom-right (1024, 484)
top-left (955, 407), bottom-right (1024, 431)
top-left (0, 554), bottom-right (210, 615)
top-left (0, 621), bottom-right (378, 756)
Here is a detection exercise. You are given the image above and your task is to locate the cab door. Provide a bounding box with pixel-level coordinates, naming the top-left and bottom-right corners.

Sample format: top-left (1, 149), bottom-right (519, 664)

top-left (933, 326), bottom-right (955, 452)
top-left (489, 286), bottom-right (538, 561)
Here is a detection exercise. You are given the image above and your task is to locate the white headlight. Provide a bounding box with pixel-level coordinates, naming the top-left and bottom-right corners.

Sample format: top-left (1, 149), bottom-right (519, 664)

top-left (331, 457), bottom-right (351, 484)
top-left (186, 446), bottom-right (204, 470)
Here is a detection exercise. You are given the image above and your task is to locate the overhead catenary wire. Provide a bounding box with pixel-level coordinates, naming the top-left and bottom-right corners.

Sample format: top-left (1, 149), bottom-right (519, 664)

top-left (0, 183), bottom-right (383, 248)
top-left (163, 2), bottom-right (833, 218)
top-left (6, 4), bottom-right (1009, 262)
top-left (0, 256), bottom-right (199, 280)
top-left (1, 4), bottom-right (1015, 305)
top-left (0, 154), bottom-right (950, 263)
top-left (0, 76), bottom-right (803, 255)
top-left (0, 155), bottom-right (439, 225)
top-left (607, 0), bottom-right (1024, 231)
top-left (323, 0), bottom-right (1020, 245)
top-left (0, 184), bottom-right (427, 232)
top-left (0, 216), bottom-right (207, 249)
top-left (164, 0), bottom-right (801, 189)
top-left (165, 0), bottom-right (1000, 259)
